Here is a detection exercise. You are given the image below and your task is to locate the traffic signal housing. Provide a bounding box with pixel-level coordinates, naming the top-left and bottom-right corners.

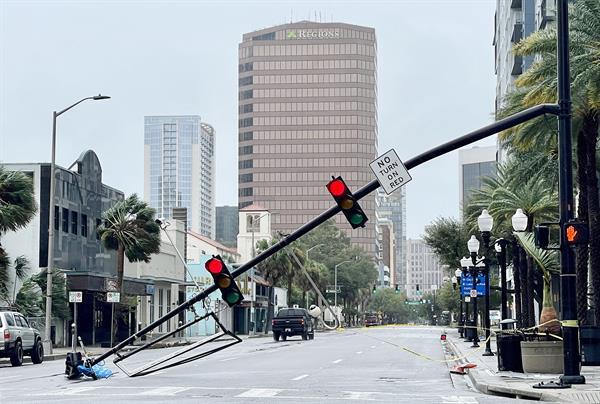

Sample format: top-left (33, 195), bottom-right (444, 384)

top-left (204, 255), bottom-right (244, 307)
top-left (326, 176), bottom-right (368, 229)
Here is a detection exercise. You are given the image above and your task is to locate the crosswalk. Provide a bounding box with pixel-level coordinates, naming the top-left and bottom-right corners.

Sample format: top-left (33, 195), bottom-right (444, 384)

top-left (22, 385), bottom-right (480, 403)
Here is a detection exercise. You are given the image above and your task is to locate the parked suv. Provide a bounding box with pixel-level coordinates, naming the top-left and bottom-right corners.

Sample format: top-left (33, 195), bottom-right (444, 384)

top-left (0, 310), bottom-right (44, 366)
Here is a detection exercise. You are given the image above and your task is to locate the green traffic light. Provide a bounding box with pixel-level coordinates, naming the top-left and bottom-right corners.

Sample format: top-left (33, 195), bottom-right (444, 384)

top-left (224, 291), bottom-right (242, 305)
top-left (350, 213), bottom-right (365, 225)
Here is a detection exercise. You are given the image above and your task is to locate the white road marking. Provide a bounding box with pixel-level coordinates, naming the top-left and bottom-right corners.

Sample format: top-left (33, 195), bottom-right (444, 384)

top-left (39, 387), bottom-right (99, 396)
top-left (370, 345), bottom-right (376, 348)
top-left (485, 369), bottom-right (495, 376)
top-left (343, 391), bottom-right (376, 400)
top-left (356, 351), bottom-right (363, 354)
top-left (332, 359), bottom-right (343, 364)
top-left (236, 388), bottom-right (283, 398)
top-left (441, 396), bottom-right (478, 403)
top-left (292, 374), bottom-right (309, 381)
top-left (139, 387), bottom-right (192, 396)
top-left (220, 357), bottom-right (238, 362)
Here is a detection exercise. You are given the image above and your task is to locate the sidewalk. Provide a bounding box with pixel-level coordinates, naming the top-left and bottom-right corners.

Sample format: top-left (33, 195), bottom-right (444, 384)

top-left (444, 328), bottom-right (600, 402)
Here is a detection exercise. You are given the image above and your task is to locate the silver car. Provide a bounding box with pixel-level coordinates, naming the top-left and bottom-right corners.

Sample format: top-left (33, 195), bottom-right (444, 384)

top-left (0, 310), bottom-right (44, 366)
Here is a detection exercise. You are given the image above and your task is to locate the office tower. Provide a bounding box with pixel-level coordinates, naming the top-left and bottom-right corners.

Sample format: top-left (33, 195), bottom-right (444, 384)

top-left (406, 239), bottom-right (444, 299)
top-left (376, 188), bottom-right (407, 289)
top-left (144, 116), bottom-right (215, 238)
top-left (238, 22), bottom-right (378, 253)
top-left (216, 205), bottom-right (239, 247)
top-left (458, 146), bottom-right (497, 218)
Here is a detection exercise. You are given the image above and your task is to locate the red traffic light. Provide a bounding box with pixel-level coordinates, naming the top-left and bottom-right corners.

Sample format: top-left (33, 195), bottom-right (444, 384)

top-left (327, 178), bottom-right (347, 197)
top-left (206, 258), bottom-right (225, 274)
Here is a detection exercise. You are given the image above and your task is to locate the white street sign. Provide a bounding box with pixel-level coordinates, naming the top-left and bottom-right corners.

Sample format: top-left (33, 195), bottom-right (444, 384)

top-left (465, 297), bottom-right (471, 303)
top-left (470, 289), bottom-right (478, 298)
top-left (107, 292), bottom-right (121, 303)
top-left (69, 291), bottom-right (83, 303)
top-left (370, 149), bottom-right (412, 195)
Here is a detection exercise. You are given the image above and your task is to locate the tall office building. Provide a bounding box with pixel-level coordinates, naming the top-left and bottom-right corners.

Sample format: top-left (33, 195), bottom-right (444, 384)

top-left (458, 146), bottom-right (497, 218)
top-left (238, 22), bottom-right (378, 253)
top-left (376, 188), bottom-right (407, 289)
top-left (216, 205), bottom-right (239, 247)
top-left (405, 239), bottom-right (444, 299)
top-left (144, 116), bottom-right (215, 238)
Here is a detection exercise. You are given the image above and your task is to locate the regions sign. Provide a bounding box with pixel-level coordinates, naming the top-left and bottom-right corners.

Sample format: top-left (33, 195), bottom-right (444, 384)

top-left (286, 30), bottom-right (340, 40)
top-left (370, 149), bottom-right (412, 194)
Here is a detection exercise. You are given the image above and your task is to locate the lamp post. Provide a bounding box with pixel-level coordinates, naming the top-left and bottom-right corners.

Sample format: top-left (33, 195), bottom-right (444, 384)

top-left (45, 94), bottom-right (110, 354)
top-left (477, 210), bottom-right (494, 357)
top-left (460, 257), bottom-right (471, 340)
top-left (467, 236), bottom-right (481, 348)
top-left (305, 244), bottom-right (324, 308)
top-left (454, 268), bottom-right (464, 338)
top-left (494, 239), bottom-right (509, 327)
top-left (512, 208), bottom-right (528, 329)
top-left (249, 211), bottom-right (272, 336)
top-left (334, 258), bottom-right (356, 314)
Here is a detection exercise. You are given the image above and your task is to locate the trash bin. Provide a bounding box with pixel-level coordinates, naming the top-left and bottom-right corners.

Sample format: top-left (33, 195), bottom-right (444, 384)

top-left (581, 326), bottom-right (600, 366)
top-left (497, 333), bottom-right (524, 372)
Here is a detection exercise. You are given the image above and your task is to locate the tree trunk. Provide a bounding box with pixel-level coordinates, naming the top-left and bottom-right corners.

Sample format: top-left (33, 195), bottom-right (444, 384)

top-left (287, 275), bottom-right (293, 307)
top-left (576, 128), bottom-right (590, 325)
top-left (583, 113), bottom-right (600, 325)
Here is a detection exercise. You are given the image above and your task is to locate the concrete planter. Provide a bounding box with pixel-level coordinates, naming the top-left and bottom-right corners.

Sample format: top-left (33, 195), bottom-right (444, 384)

top-left (520, 340), bottom-right (563, 374)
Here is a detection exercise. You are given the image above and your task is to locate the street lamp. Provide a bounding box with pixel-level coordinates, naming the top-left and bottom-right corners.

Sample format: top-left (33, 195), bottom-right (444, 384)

top-left (306, 244), bottom-right (324, 261)
top-left (476, 211), bottom-right (494, 357)
top-left (512, 208), bottom-right (528, 329)
top-left (249, 211), bottom-right (273, 336)
top-left (334, 258), bottom-right (356, 311)
top-left (454, 268), bottom-right (464, 338)
top-left (45, 94), bottom-right (110, 354)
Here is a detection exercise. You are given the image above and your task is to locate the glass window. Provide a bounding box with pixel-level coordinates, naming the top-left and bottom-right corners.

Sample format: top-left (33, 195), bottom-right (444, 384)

top-left (81, 214), bottom-right (88, 237)
top-left (62, 208), bottom-right (69, 233)
top-left (54, 206), bottom-right (60, 231)
top-left (4, 313), bottom-right (15, 326)
top-left (158, 289), bottom-right (164, 332)
top-left (71, 211), bottom-right (78, 234)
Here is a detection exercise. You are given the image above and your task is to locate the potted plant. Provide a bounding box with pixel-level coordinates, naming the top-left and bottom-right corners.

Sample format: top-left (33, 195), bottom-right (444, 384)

top-left (514, 232), bottom-right (563, 374)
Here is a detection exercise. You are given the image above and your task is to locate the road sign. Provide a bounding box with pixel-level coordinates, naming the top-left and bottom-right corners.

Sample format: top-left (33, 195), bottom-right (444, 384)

top-left (369, 149), bottom-right (412, 195)
top-left (69, 291), bottom-right (82, 303)
top-left (470, 289), bottom-right (478, 298)
top-left (406, 301), bottom-right (422, 305)
top-left (465, 296), bottom-right (471, 303)
top-left (460, 273), bottom-right (487, 296)
top-left (326, 288), bottom-right (341, 294)
top-left (107, 292), bottom-right (120, 303)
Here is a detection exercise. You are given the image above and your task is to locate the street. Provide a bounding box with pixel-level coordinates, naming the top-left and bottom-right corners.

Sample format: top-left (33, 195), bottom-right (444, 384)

top-left (0, 326), bottom-right (520, 403)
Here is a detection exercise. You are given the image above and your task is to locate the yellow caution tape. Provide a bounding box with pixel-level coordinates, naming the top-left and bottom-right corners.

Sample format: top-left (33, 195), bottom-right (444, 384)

top-left (561, 319), bottom-right (578, 327)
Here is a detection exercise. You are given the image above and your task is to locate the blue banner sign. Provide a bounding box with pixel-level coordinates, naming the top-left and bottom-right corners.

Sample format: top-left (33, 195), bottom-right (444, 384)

top-left (460, 273), bottom-right (487, 296)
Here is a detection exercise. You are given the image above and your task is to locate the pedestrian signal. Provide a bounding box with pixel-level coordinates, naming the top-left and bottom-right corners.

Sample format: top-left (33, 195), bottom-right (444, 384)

top-left (204, 255), bottom-right (244, 306)
top-left (565, 222), bottom-right (588, 245)
top-left (326, 176), bottom-right (368, 229)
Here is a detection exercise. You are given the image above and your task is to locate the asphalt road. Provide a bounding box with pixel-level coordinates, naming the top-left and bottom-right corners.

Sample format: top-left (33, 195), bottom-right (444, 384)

top-left (0, 326), bottom-right (523, 403)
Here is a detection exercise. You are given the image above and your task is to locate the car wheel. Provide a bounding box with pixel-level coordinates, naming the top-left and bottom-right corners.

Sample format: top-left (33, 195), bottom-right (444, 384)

top-left (302, 333), bottom-right (308, 340)
top-left (281, 335), bottom-right (287, 341)
top-left (309, 333), bottom-right (314, 340)
top-left (31, 339), bottom-right (44, 364)
top-left (10, 341), bottom-right (24, 367)
top-left (273, 332), bottom-right (280, 342)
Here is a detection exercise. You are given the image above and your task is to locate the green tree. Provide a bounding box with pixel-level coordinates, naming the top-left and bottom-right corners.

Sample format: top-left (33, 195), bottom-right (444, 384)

top-left (423, 217), bottom-right (470, 269)
top-left (97, 194), bottom-right (161, 293)
top-left (499, 0), bottom-right (600, 324)
top-left (368, 288), bottom-right (408, 324)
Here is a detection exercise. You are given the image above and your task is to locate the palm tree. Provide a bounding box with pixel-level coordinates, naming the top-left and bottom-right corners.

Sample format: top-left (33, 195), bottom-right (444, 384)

top-left (97, 194), bottom-right (161, 293)
top-left (498, 0), bottom-right (600, 324)
top-left (0, 166), bottom-right (37, 303)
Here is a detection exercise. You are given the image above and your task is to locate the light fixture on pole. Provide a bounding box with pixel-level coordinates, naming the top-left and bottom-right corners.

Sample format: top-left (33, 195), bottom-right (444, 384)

top-left (249, 211), bottom-right (272, 336)
top-left (45, 94), bottom-right (110, 354)
top-left (476, 211), bottom-right (494, 357)
top-left (512, 208), bottom-right (528, 232)
top-left (334, 257), bottom-right (357, 311)
top-left (454, 268), bottom-right (464, 338)
top-left (466, 236), bottom-right (481, 348)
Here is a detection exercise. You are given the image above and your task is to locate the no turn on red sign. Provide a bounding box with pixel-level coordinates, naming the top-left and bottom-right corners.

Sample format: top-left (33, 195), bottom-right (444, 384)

top-left (370, 149), bottom-right (412, 195)
top-left (69, 291), bottom-right (83, 303)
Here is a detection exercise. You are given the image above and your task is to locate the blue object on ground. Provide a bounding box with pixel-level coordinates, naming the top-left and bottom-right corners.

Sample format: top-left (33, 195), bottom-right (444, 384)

top-left (77, 363), bottom-right (113, 379)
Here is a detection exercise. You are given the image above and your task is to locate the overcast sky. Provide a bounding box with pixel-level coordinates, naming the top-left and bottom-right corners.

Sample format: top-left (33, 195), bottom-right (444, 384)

top-left (0, 0), bottom-right (497, 239)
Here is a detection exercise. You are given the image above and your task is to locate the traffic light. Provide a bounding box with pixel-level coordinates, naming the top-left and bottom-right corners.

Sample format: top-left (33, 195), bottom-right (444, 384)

top-left (204, 255), bottom-right (243, 307)
top-left (534, 225), bottom-right (550, 249)
top-left (565, 222), bottom-right (589, 245)
top-left (326, 176), bottom-right (368, 229)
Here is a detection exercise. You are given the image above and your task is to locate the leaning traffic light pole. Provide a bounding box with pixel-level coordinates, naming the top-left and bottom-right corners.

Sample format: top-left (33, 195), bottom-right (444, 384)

top-left (88, 2), bottom-right (581, 383)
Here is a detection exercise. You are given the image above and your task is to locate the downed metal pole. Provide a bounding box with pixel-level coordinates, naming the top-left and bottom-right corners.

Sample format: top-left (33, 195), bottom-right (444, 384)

top-left (90, 103), bottom-right (558, 367)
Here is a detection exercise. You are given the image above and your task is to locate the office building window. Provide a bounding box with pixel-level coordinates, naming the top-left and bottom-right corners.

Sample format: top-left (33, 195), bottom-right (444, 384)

top-left (166, 289), bottom-right (172, 332)
top-left (158, 289), bottom-right (164, 332)
top-left (71, 211), bottom-right (78, 235)
top-left (54, 206), bottom-right (59, 231)
top-left (81, 214), bottom-right (88, 237)
top-left (62, 208), bottom-right (69, 233)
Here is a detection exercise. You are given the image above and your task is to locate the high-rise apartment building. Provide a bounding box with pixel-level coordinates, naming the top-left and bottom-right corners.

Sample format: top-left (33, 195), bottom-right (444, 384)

top-left (494, 0), bottom-right (556, 162)
top-left (238, 22), bottom-right (378, 253)
top-left (216, 205), bottom-right (239, 247)
top-left (458, 146), bottom-right (497, 218)
top-left (376, 188), bottom-right (407, 289)
top-left (144, 116), bottom-right (215, 238)
top-left (405, 239), bottom-right (444, 299)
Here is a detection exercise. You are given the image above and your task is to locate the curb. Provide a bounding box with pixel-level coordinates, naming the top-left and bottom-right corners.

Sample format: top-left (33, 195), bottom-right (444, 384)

top-left (445, 338), bottom-right (563, 402)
